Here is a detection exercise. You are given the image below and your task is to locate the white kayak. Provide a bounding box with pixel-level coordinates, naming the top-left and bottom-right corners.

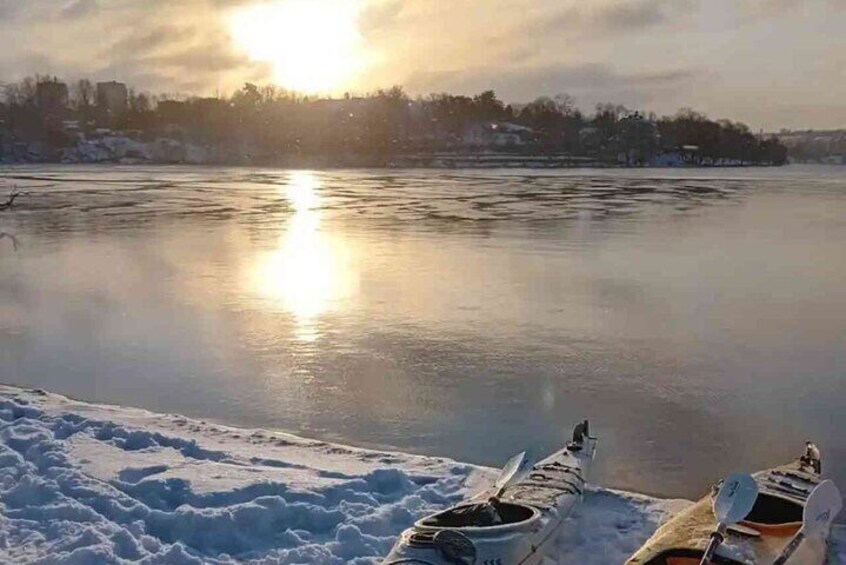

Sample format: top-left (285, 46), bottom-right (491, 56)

top-left (384, 420), bottom-right (597, 565)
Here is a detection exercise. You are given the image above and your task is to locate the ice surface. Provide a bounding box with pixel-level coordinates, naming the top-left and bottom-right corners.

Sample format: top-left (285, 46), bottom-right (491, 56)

top-left (0, 385), bottom-right (842, 564)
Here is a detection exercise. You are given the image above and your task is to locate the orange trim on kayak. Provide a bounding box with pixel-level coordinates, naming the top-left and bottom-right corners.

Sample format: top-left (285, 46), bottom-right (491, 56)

top-left (740, 520), bottom-right (801, 537)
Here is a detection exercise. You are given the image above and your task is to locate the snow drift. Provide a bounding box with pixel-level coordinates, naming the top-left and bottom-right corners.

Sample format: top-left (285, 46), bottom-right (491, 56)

top-left (0, 385), bottom-right (841, 564)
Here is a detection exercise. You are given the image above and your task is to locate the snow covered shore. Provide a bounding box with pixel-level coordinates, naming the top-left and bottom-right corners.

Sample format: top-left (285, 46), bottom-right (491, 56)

top-left (0, 385), bottom-right (842, 564)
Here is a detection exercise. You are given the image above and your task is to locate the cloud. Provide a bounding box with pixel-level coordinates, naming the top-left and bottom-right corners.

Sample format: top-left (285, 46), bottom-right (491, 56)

top-left (597, 0), bottom-right (675, 30)
top-left (61, 0), bottom-right (99, 19)
top-left (0, 0), bottom-right (96, 21)
top-left (404, 62), bottom-right (703, 110)
top-left (110, 25), bottom-right (188, 57)
top-left (356, 0), bottom-right (702, 96)
top-left (148, 40), bottom-right (257, 74)
top-left (0, 0), bottom-right (24, 19)
top-left (359, 0), bottom-right (404, 35)
top-left (0, 0), bottom-right (271, 94)
top-left (99, 22), bottom-right (269, 92)
top-left (725, 0), bottom-right (844, 27)
top-left (527, 0), bottom-right (697, 37)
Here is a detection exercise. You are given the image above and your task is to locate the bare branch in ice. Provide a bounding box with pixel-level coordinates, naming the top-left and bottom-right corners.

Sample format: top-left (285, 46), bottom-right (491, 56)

top-left (0, 188), bottom-right (23, 211)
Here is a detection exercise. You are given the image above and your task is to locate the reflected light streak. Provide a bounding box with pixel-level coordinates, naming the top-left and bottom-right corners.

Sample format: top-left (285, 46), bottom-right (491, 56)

top-left (251, 172), bottom-right (357, 341)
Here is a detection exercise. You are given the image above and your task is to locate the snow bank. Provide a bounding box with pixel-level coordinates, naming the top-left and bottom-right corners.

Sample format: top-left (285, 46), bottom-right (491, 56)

top-left (60, 137), bottom-right (208, 164)
top-left (0, 385), bottom-right (841, 564)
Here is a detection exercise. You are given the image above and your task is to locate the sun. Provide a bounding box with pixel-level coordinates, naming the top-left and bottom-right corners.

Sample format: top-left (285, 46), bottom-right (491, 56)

top-left (229, 0), bottom-right (367, 94)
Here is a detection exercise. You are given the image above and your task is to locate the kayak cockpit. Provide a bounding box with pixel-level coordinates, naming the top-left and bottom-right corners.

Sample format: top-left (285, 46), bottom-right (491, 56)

top-left (640, 494), bottom-right (805, 565)
top-left (417, 501), bottom-right (539, 529)
top-left (743, 492), bottom-right (802, 526)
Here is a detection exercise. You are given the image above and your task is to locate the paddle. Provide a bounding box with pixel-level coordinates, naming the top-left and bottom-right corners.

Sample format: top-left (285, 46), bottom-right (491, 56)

top-left (699, 473), bottom-right (759, 565)
top-left (492, 451), bottom-right (534, 499)
top-left (772, 479), bottom-right (842, 565)
top-left (453, 451), bottom-right (534, 527)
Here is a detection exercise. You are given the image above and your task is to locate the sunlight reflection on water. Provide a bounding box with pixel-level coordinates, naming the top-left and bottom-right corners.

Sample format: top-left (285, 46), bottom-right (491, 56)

top-left (250, 171), bottom-right (359, 343)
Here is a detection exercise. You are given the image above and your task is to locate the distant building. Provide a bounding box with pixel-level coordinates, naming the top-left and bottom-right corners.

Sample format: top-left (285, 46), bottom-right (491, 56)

top-left (36, 80), bottom-right (69, 115)
top-left (463, 122), bottom-right (534, 149)
top-left (681, 145), bottom-right (701, 163)
top-left (491, 122), bottom-right (533, 147)
top-left (650, 145), bottom-right (701, 167)
top-left (96, 81), bottom-right (128, 116)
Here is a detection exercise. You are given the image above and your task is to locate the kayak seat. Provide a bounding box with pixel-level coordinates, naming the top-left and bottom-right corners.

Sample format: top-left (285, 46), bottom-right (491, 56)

top-left (419, 501), bottom-right (535, 528)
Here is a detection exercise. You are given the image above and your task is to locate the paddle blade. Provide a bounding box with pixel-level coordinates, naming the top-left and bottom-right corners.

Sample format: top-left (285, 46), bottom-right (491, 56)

top-left (802, 479), bottom-right (842, 537)
top-left (494, 451), bottom-right (533, 494)
top-left (714, 473), bottom-right (759, 525)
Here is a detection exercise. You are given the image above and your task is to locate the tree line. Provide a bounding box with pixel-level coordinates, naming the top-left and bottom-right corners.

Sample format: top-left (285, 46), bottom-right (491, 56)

top-left (0, 76), bottom-right (788, 166)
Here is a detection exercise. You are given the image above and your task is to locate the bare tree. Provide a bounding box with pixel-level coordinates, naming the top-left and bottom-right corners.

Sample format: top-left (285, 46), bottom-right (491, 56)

top-left (2, 76), bottom-right (38, 106)
top-left (128, 89), bottom-right (151, 112)
top-left (554, 93), bottom-right (577, 116)
top-left (71, 78), bottom-right (95, 111)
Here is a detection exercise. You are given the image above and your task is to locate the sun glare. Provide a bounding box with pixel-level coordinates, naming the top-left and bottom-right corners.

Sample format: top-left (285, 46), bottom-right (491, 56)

top-left (229, 0), bottom-right (366, 94)
top-left (251, 172), bottom-right (358, 341)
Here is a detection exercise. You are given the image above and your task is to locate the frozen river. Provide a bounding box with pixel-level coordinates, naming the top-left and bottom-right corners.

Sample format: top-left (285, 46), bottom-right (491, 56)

top-left (1, 165), bottom-right (844, 501)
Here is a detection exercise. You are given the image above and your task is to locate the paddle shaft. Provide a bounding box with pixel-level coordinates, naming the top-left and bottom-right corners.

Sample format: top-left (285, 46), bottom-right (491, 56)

top-left (773, 531), bottom-right (805, 565)
top-left (699, 525), bottom-right (726, 565)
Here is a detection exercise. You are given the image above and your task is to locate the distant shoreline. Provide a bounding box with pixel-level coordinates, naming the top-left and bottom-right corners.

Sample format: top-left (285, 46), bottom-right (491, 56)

top-left (1, 154), bottom-right (792, 170)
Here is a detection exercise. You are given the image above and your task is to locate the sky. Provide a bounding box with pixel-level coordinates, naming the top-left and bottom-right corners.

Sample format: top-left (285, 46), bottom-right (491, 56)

top-left (0, 0), bottom-right (844, 130)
